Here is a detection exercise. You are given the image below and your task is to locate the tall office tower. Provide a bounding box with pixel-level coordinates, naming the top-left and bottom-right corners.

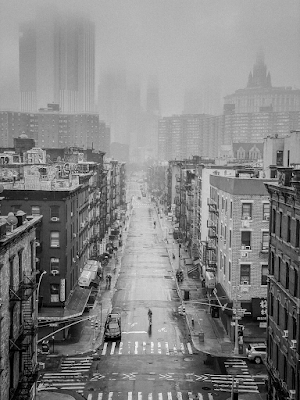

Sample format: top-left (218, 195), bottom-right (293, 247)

top-left (224, 51), bottom-right (300, 113)
top-left (19, 7), bottom-right (95, 113)
top-left (183, 79), bottom-right (222, 116)
top-left (98, 70), bottom-right (127, 144)
top-left (144, 75), bottom-right (160, 159)
top-left (126, 77), bottom-right (142, 154)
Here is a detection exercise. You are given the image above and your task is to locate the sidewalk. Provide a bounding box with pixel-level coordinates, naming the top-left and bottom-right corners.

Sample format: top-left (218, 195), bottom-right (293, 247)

top-left (155, 206), bottom-right (243, 359)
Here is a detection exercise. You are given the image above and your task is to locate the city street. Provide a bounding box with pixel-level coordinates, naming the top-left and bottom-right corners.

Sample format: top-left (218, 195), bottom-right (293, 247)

top-left (37, 178), bottom-right (266, 400)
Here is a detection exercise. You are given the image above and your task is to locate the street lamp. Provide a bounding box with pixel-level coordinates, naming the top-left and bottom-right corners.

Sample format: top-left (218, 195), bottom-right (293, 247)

top-left (36, 270), bottom-right (47, 309)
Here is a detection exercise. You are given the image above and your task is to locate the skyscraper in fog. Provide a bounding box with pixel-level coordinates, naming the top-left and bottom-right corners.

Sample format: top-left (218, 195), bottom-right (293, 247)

top-left (19, 7), bottom-right (95, 113)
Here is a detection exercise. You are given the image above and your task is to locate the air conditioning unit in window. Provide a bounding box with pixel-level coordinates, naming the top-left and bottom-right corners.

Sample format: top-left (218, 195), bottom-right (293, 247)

top-left (51, 269), bottom-right (59, 276)
top-left (290, 340), bottom-right (297, 349)
top-left (245, 246), bottom-right (251, 250)
top-left (289, 390), bottom-right (296, 399)
top-left (241, 252), bottom-right (248, 258)
top-left (51, 217), bottom-right (59, 222)
top-left (283, 330), bottom-right (289, 338)
top-left (265, 215), bottom-right (270, 221)
top-left (35, 241), bottom-right (40, 247)
top-left (81, 222), bottom-right (85, 229)
top-left (73, 233), bottom-right (76, 238)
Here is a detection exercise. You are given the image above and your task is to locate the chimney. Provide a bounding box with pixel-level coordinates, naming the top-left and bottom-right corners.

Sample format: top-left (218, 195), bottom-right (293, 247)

top-left (15, 210), bottom-right (27, 227)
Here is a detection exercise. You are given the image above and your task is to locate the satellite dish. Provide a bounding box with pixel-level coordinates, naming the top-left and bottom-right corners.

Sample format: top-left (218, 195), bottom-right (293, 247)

top-left (7, 212), bottom-right (18, 226)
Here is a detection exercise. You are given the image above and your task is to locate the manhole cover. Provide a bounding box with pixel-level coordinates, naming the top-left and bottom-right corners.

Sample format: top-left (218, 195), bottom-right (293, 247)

top-left (183, 357), bottom-right (193, 362)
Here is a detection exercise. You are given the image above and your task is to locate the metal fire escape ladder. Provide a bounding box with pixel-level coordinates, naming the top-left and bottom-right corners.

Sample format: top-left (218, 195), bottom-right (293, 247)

top-left (191, 183), bottom-right (199, 259)
top-left (9, 276), bottom-right (38, 400)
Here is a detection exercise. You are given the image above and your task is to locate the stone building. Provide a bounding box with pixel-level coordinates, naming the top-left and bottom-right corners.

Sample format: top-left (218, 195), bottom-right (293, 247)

top-left (0, 212), bottom-right (42, 400)
top-left (265, 167), bottom-right (300, 400)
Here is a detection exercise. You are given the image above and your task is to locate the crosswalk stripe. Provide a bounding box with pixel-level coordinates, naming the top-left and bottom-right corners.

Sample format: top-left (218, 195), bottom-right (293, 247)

top-left (158, 393), bottom-right (163, 400)
top-left (138, 392), bottom-right (142, 400)
top-left (111, 342), bottom-right (116, 355)
top-left (177, 392), bottom-right (183, 400)
top-left (128, 341), bottom-right (131, 354)
top-left (87, 394), bottom-right (93, 400)
top-left (97, 394), bottom-right (103, 400)
top-left (151, 342), bottom-right (154, 354)
top-left (208, 394), bottom-right (214, 400)
top-left (143, 341), bottom-right (146, 354)
top-left (102, 342), bottom-right (108, 355)
top-left (180, 343), bottom-right (185, 354)
top-left (188, 392), bottom-right (193, 400)
top-left (108, 392), bottom-right (113, 400)
top-left (198, 393), bottom-right (204, 400)
top-left (119, 342), bottom-right (123, 354)
top-left (173, 345), bottom-right (177, 355)
top-left (148, 393), bottom-right (152, 400)
top-left (187, 343), bottom-right (193, 354)
top-left (167, 392), bottom-right (172, 400)
top-left (165, 342), bottom-right (169, 355)
top-left (135, 341), bottom-right (138, 354)
top-left (128, 392), bottom-right (132, 400)
top-left (158, 342), bottom-right (161, 354)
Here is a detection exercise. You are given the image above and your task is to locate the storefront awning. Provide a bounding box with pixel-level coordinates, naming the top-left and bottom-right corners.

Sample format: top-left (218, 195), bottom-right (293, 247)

top-left (38, 285), bottom-right (91, 322)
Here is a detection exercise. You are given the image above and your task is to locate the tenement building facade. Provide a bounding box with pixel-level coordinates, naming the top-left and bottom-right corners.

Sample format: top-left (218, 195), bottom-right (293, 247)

top-left (265, 167), bottom-right (300, 400)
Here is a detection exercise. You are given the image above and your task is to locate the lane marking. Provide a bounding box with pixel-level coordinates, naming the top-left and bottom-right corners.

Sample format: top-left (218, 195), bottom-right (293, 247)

top-left (165, 342), bottom-right (169, 355)
top-left (135, 341), bottom-right (138, 354)
top-left (158, 342), bottom-right (161, 354)
top-left (187, 343), bottom-right (193, 354)
top-left (110, 342), bottom-right (116, 355)
top-left (101, 343), bottom-right (108, 355)
top-left (119, 342), bottom-right (123, 354)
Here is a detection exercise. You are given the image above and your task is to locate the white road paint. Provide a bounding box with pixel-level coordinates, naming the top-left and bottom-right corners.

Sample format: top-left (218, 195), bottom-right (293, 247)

top-left (102, 342), bottom-right (108, 355)
top-left (110, 342), bottom-right (116, 355)
top-left (118, 342), bottom-right (123, 354)
top-left (158, 342), bottom-right (161, 354)
top-left (165, 342), bottom-right (169, 355)
top-left (187, 343), bottom-right (193, 354)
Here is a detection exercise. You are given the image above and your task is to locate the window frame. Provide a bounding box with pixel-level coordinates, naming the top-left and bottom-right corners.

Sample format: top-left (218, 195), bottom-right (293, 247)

top-left (240, 263), bottom-right (251, 285)
top-left (261, 264), bottom-right (268, 285)
top-left (241, 203), bottom-right (252, 220)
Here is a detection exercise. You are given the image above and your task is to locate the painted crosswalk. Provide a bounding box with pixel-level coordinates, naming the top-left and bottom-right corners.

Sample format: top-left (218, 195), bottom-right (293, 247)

top-left (100, 341), bottom-right (193, 356)
top-left (85, 392), bottom-right (216, 400)
top-left (210, 358), bottom-right (259, 393)
top-left (37, 356), bottom-right (93, 393)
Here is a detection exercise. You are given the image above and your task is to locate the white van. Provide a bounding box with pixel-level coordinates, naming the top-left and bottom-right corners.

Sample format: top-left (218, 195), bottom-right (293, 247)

top-left (78, 270), bottom-right (94, 288)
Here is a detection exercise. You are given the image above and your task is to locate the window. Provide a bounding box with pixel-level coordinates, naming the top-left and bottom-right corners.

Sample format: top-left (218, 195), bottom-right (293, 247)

top-left (224, 255), bottom-right (226, 275)
top-left (50, 231), bottom-right (60, 247)
top-left (241, 231), bottom-right (251, 249)
top-left (296, 219), bottom-right (300, 248)
top-left (229, 230), bottom-right (232, 248)
top-left (50, 258), bottom-right (60, 274)
top-left (279, 211), bottom-right (283, 238)
top-left (272, 208), bottom-right (276, 234)
top-left (278, 257), bottom-right (282, 283)
top-left (50, 283), bottom-right (60, 303)
top-left (261, 264), bottom-right (268, 285)
top-left (228, 261), bottom-right (231, 281)
top-left (294, 269), bottom-right (298, 297)
top-left (242, 203), bottom-right (252, 219)
top-left (50, 206), bottom-right (60, 219)
top-left (269, 293), bottom-right (274, 317)
top-left (284, 308), bottom-right (288, 330)
top-left (31, 206), bottom-right (41, 216)
top-left (276, 150), bottom-right (283, 166)
top-left (240, 264), bottom-right (250, 285)
top-left (261, 231), bottom-right (269, 250)
top-left (286, 262), bottom-right (290, 289)
top-left (263, 203), bottom-right (270, 221)
top-left (287, 215), bottom-right (291, 243)
top-left (230, 201), bottom-right (233, 219)
top-left (276, 299), bottom-right (280, 325)
top-left (270, 251), bottom-right (275, 275)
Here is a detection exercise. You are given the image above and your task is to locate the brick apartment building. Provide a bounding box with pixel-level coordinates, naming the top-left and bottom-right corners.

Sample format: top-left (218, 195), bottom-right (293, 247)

top-left (208, 170), bottom-right (271, 342)
top-left (265, 167), bottom-right (300, 400)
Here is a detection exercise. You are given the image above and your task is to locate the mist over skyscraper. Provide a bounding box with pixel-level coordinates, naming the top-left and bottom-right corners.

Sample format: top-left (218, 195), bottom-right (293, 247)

top-left (19, 6), bottom-right (95, 113)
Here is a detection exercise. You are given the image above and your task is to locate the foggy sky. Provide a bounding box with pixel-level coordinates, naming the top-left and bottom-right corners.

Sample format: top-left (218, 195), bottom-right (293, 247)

top-left (0, 0), bottom-right (299, 116)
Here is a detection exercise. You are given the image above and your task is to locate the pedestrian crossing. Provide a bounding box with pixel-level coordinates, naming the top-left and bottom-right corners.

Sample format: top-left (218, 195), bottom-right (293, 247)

top-left (37, 356), bottom-right (93, 393)
top-left (87, 391), bottom-right (216, 400)
top-left (100, 341), bottom-right (194, 356)
top-left (210, 359), bottom-right (259, 393)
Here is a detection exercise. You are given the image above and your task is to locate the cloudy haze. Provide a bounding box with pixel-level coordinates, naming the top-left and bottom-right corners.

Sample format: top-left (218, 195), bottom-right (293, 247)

top-left (0, 0), bottom-right (299, 115)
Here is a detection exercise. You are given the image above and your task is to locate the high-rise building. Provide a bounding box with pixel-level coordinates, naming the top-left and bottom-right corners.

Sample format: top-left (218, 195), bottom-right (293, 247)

top-left (98, 70), bottom-right (127, 144)
top-left (224, 51), bottom-right (300, 114)
top-left (19, 7), bottom-right (95, 113)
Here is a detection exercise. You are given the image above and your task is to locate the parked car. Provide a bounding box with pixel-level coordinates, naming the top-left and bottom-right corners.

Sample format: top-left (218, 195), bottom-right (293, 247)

top-left (246, 343), bottom-right (266, 364)
top-left (104, 311), bottom-right (121, 341)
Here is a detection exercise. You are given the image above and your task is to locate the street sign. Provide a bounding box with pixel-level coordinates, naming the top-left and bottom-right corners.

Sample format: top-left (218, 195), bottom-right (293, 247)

top-left (232, 316), bottom-right (242, 320)
top-left (49, 323), bottom-right (58, 327)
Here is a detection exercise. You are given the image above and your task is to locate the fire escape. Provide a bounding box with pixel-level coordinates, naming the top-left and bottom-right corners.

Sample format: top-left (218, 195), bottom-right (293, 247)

top-left (205, 198), bottom-right (218, 272)
top-left (9, 274), bottom-right (38, 400)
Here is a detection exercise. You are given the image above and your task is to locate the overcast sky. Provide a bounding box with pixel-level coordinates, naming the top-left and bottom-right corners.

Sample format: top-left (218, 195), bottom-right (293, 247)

top-left (0, 0), bottom-right (299, 115)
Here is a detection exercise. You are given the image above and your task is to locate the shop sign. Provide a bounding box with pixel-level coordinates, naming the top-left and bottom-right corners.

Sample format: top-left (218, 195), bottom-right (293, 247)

top-left (252, 298), bottom-right (267, 320)
top-left (60, 279), bottom-right (66, 302)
